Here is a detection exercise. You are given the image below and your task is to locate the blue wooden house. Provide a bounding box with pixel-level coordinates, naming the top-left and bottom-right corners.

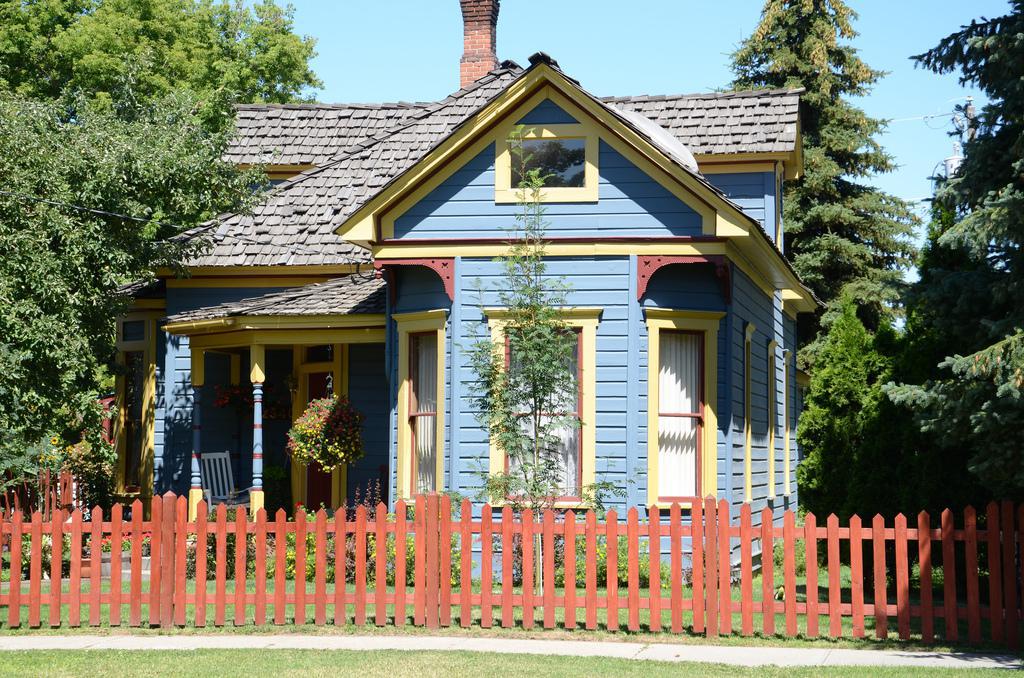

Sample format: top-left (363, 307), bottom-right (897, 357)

top-left (116, 0), bottom-right (816, 520)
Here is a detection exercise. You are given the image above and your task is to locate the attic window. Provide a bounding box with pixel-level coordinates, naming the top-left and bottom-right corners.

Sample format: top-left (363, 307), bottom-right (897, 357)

top-left (513, 138), bottom-right (586, 188)
top-left (495, 124), bottom-right (598, 203)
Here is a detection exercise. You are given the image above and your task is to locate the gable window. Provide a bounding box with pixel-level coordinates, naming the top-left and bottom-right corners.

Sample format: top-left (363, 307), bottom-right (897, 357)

top-left (495, 124), bottom-right (598, 203)
top-left (513, 138), bottom-right (586, 188)
top-left (395, 310), bottom-right (447, 499)
top-left (645, 309), bottom-right (723, 507)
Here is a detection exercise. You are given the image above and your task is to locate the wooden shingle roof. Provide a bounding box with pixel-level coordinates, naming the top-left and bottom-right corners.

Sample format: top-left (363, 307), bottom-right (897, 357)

top-left (165, 274), bottom-right (385, 323)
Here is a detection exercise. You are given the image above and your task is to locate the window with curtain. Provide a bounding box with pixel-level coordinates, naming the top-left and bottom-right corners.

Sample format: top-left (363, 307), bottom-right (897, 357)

top-left (409, 332), bottom-right (438, 495)
top-left (507, 330), bottom-right (582, 498)
top-left (657, 331), bottom-right (703, 499)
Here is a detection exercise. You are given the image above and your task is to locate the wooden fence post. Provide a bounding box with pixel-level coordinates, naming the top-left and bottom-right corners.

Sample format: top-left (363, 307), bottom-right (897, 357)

top-left (159, 492), bottom-right (176, 629)
top-left (1002, 501), bottom-right (1018, 649)
top-left (703, 497), bottom-right (717, 638)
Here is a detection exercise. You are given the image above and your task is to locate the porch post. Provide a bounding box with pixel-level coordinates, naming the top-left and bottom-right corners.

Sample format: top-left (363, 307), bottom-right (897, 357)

top-left (188, 349), bottom-right (205, 520)
top-left (249, 344), bottom-right (266, 515)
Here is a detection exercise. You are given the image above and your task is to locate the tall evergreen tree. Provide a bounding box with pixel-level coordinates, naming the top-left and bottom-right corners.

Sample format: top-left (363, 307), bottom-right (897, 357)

top-left (888, 3), bottom-right (1024, 500)
top-left (731, 0), bottom-right (917, 357)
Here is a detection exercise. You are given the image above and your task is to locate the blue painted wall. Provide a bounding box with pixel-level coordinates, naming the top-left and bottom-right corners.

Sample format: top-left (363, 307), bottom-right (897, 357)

top-left (347, 343), bottom-right (389, 500)
top-left (516, 99), bottom-right (578, 125)
top-left (705, 171), bottom-right (777, 244)
top-left (392, 141), bottom-right (703, 239)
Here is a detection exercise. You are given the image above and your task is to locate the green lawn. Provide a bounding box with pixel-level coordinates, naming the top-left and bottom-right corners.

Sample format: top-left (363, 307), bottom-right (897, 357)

top-left (0, 650), bottom-right (1008, 678)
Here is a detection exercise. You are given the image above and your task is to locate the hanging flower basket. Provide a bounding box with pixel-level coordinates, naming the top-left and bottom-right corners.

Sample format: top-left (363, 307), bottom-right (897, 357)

top-left (286, 396), bottom-right (365, 471)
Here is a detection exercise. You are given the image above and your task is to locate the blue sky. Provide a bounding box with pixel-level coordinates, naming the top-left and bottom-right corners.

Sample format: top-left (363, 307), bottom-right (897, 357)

top-left (290, 0), bottom-right (1007, 218)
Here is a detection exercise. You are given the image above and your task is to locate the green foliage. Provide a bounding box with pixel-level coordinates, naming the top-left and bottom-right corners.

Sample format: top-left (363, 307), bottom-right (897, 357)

top-left (731, 0), bottom-right (917, 359)
top-left (466, 127), bottom-right (582, 513)
top-left (0, 93), bottom-right (261, 483)
top-left (0, 0), bottom-right (321, 130)
top-left (886, 2), bottom-right (1024, 500)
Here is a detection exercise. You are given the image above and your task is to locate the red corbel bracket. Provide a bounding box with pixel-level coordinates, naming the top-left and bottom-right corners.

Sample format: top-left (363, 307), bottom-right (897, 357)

top-left (373, 258), bottom-right (455, 302)
top-left (637, 254), bottom-right (731, 303)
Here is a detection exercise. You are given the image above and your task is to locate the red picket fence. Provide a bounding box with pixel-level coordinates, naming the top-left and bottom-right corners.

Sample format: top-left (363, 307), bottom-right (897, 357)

top-left (0, 492), bottom-right (1021, 648)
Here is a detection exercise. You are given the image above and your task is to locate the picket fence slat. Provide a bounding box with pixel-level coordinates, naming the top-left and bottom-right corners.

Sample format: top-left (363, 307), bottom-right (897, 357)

top-left (918, 511), bottom-right (934, 643)
top-left (739, 504), bottom-right (752, 637)
top-left (965, 506), bottom-right (981, 643)
top-left (760, 507), bottom-right (773, 637)
top-left (941, 508), bottom-right (958, 642)
top-left (565, 509), bottom-right (577, 631)
top-left (2, 492), bottom-right (1022, 648)
top-left (804, 512), bottom-right (819, 638)
top-left (987, 502), bottom-right (1004, 644)
top-left (1001, 501), bottom-right (1018, 649)
top-left (669, 504), bottom-right (682, 635)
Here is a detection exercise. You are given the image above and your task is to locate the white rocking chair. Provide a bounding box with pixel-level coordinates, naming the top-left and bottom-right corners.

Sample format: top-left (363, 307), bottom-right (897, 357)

top-left (201, 451), bottom-right (253, 510)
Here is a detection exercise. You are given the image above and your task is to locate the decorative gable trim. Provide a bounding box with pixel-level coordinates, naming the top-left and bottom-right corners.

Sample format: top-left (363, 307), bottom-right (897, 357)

top-left (373, 258), bottom-right (456, 302)
top-left (637, 254), bottom-right (731, 303)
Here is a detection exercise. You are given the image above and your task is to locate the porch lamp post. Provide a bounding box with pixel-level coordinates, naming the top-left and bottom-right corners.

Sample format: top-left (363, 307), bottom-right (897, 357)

top-left (188, 349), bottom-right (205, 520)
top-left (249, 345), bottom-right (266, 515)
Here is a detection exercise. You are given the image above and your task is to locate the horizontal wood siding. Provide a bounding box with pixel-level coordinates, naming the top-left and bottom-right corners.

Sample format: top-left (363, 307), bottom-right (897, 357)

top-left (347, 344), bottom-right (389, 500)
top-left (393, 142), bottom-right (702, 239)
top-left (728, 270), bottom-right (773, 522)
top-left (516, 99), bottom-right (578, 125)
top-left (451, 257), bottom-right (632, 509)
top-left (704, 171), bottom-right (775, 242)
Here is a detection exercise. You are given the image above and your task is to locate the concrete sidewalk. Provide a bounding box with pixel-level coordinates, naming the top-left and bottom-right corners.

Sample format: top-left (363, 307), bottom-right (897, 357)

top-left (0, 634), bottom-right (1017, 669)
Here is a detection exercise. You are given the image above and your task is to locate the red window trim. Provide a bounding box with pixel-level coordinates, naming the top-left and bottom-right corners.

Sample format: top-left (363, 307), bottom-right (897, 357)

top-left (502, 327), bottom-right (584, 503)
top-left (656, 329), bottom-right (704, 503)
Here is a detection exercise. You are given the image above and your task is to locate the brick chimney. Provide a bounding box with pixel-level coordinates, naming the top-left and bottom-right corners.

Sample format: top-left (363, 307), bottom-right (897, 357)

top-left (459, 0), bottom-right (499, 88)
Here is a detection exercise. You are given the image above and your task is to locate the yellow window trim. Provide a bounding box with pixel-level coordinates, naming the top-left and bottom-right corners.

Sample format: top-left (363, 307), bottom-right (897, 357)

top-left (743, 323), bottom-right (756, 503)
top-left (395, 309), bottom-right (447, 500)
top-left (494, 123), bottom-right (599, 203)
top-left (485, 308), bottom-right (600, 509)
top-left (783, 348), bottom-right (792, 496)
top-left (645, 309), bottom-right (724, 509)
top-left (767, 339), bottom-right (778, 499)
top-left (114, 313), bottom-right (160, 500)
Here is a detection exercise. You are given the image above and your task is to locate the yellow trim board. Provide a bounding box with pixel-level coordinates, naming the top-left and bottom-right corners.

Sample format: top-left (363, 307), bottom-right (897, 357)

top-left (644, 309), bottom-right (723, 508)
top-left (188, 328), bottom-right (385, 350)
top-left (164, 314), bottom-right (386, 336)
top-left (165, 276), bottom-right (338, 289)
top-left (157, 265), bottom-right (360, 278)
top-left (743, 323), bottom-right (756, 503)
top-left (394, 309), bottom-right (447, 500)
top-left (485, 308), bottom-right (600, 509)
top-left (767, 339), bottom-right (778, 499)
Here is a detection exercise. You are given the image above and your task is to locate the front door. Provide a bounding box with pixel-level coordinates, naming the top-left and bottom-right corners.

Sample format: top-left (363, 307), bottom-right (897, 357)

top-left (305, 370), bottom-right (334, 509)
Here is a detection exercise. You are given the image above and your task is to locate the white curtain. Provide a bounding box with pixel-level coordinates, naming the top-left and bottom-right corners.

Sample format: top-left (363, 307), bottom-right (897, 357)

top-left (413, 334), bottom-right (438, 494)
top-left (658, 332), bottom-right (701, 498)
